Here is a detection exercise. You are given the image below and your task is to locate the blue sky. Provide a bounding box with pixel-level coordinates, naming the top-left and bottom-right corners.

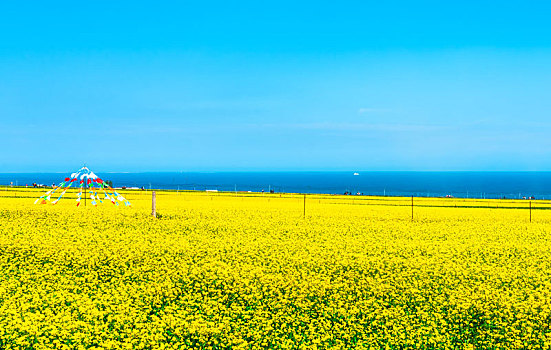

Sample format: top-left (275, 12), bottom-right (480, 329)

top-left (1, 1), bottom-right (551, 172)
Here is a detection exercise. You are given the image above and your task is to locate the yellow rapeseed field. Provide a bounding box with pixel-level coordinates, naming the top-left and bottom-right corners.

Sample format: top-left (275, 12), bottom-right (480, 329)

top-left (1, 188), bottom-right (551, 349)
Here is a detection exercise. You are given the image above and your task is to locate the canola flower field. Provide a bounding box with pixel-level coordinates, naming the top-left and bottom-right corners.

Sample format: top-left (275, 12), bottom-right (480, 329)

top-left (1, 187), bottom-right (551, 349)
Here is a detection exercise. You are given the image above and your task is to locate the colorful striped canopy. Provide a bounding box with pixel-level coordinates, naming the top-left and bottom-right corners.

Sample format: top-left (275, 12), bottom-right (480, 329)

top-left (34, 167), bottom-right (131, 207)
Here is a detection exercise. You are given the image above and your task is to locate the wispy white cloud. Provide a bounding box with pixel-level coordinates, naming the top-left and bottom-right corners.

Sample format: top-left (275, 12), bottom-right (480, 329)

top-left (358, 107), bottom-right (393, 114)
top-left (253, 122), bottom-right (446, 132)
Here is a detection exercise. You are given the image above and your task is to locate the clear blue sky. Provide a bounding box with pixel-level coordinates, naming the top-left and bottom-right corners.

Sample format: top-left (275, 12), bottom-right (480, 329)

top-left (1, 1), bottom-right (551, 172)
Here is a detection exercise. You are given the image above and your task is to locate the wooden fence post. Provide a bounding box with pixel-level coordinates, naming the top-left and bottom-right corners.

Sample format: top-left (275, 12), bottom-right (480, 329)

top-left (152, 191), bottom-right (157, 218)
top-left (303, 194), bottom-right (306, 218)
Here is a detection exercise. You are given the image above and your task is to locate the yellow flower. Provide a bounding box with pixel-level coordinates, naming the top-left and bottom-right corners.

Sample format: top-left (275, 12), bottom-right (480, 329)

top-left (0, 189), bottom-right (550, 348)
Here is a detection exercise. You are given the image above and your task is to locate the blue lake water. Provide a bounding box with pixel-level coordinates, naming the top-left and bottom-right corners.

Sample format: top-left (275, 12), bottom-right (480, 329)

top-left (1, 172), bottom-right (551, 199)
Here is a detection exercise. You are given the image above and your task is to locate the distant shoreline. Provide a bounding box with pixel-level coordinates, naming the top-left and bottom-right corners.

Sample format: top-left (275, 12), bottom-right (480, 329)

top-left (2, 186), bottom-right (547, 204)
top-left (2, 171), bottom-right (550, 200)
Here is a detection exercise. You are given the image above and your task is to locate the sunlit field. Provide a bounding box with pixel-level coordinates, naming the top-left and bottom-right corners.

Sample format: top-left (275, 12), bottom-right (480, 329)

top-left (1, 187), bottom-right (551, 349)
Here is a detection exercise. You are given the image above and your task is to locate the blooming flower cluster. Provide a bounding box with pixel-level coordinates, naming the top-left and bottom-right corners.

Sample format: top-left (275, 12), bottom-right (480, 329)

top-left (0, 189), bottom-right (550, 349)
